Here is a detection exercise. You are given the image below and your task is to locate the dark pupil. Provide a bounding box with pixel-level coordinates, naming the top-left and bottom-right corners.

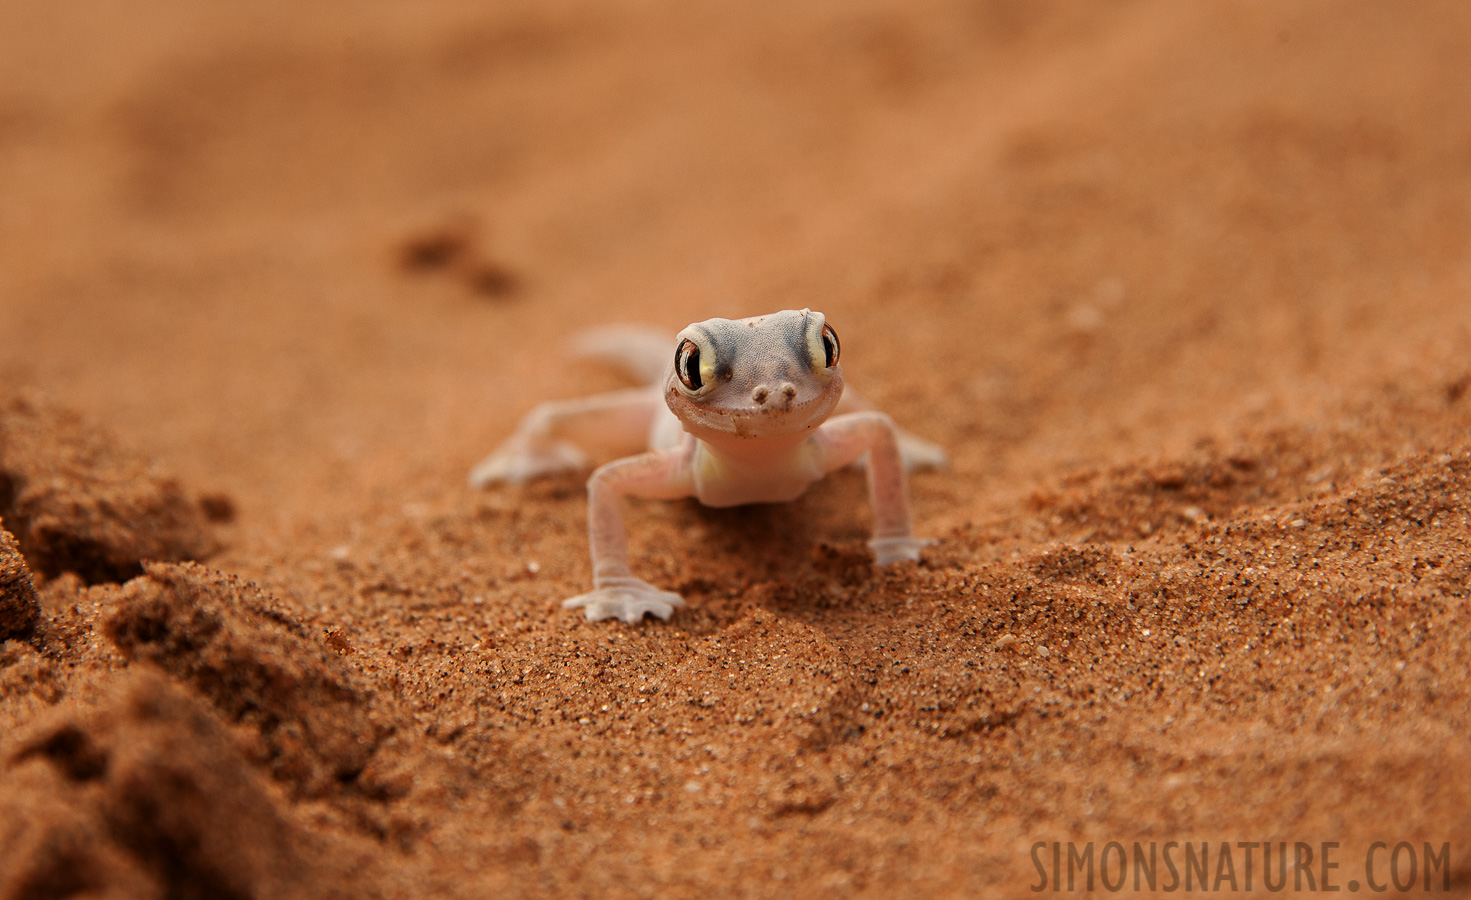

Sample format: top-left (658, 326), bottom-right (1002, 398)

top-left (822, 328), bottom-right (839, 367)
top-left (679, 342), bottom-right (703, 389)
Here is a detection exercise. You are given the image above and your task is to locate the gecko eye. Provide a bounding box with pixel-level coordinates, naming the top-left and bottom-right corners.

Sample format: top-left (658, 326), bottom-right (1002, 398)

top-left (675, 338), bottom-right (703, 390)
top-left (820, 323), bottom-right (840, 367)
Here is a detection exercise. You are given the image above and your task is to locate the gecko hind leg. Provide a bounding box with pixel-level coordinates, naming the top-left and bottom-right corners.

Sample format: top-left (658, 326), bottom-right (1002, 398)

top-left (469, 388), bottom-right (661, 487)
top-left (836, 388), bottom-right (948, 472)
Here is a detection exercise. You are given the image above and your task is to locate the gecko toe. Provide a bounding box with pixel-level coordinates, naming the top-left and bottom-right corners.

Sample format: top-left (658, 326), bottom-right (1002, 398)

top-left (563, 580), bottom-right (685, 623)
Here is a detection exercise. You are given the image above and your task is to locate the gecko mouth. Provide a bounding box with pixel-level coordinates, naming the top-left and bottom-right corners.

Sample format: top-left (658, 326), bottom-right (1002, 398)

top-left (672, 382), bottom-right (841, 438)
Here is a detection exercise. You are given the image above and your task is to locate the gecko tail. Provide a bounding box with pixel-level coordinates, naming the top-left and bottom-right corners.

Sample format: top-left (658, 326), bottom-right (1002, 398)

top-left (571, 325), bottom-right (674, 385)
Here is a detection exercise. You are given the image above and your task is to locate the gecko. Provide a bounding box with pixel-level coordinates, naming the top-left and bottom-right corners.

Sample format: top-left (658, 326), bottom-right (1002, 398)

top-left (469, 308), bottom-right (946, 623)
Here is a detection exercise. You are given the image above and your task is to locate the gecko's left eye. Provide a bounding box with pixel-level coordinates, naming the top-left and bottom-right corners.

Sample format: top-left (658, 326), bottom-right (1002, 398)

top-left (820, 323), bottom-right (840, 367)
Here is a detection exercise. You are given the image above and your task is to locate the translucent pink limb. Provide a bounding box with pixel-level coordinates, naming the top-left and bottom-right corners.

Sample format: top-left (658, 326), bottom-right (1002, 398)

top-left (564, 446), bottom-right (695, 623)
top-left (835, 388), bottom-right (948, 472)
top-left (469, 388), bottom-right (661, 487)
top-left (814, 411), bottom-right (932, 564)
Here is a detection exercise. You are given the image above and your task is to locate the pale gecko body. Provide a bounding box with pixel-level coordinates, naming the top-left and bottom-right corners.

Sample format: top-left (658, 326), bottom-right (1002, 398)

top-left (469, 309), bottom-right (945, 623)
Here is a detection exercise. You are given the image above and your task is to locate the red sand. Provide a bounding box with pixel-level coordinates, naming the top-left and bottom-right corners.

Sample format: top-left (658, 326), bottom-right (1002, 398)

top-left (3, 1), bottom-right (1471, 896)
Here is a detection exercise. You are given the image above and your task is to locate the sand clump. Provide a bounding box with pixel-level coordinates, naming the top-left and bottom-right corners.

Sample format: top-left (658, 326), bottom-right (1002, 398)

top-left (0, 396), bottom-right (217, 585)
top-left (0, 524), bottom-right (39, 640)
top-left (1, 672), bottom-right (372, 900)
top-left (105, 563), bottom-right (384, 798)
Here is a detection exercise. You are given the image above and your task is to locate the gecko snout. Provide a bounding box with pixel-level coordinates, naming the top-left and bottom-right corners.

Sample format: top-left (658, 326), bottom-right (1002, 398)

top-left (751, 382), bottom-right (798, 409)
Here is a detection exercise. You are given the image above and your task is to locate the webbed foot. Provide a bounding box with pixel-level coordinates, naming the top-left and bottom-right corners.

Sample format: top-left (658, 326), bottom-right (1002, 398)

top-left (868, 536), bottom-right (934, 565)
top-left (563, 577), bottom-right (686, 623)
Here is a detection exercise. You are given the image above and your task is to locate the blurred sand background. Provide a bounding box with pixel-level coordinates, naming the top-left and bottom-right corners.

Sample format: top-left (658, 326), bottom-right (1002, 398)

top-left (2, 1), bottom-right (1471, 896)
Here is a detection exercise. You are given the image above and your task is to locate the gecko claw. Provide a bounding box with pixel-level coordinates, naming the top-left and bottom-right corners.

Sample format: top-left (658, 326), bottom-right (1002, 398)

top-left (563, 577), bottom-right (686, 623)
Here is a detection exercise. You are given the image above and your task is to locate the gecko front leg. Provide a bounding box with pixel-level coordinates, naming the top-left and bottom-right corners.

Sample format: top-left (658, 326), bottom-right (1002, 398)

top-left (815, 411), bottom-right (933, 564)
top-left (563, 444), bottom-right (696, 623)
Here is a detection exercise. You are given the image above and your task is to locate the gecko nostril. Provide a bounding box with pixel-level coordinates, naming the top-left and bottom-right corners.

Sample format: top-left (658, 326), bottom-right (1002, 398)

top-left (781, 383), bottom-right (797, 400)
top-left (752, 386), bottom-right (769, 404)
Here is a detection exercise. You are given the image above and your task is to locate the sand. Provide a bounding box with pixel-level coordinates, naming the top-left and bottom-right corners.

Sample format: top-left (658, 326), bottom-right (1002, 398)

top-left (2, 1), bottom-right (1470, 896)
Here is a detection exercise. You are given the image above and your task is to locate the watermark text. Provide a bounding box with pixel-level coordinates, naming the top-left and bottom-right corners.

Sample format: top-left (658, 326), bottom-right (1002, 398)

top-left (1029, 841), bottom-right (1451, 893)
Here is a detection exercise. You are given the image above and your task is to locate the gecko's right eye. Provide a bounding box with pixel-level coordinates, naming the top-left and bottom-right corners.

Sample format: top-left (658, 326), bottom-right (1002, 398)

top-left (676, 338), bottom-right (703, 390)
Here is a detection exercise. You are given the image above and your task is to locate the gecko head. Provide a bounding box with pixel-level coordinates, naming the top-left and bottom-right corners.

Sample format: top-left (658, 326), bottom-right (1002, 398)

top-left (664, 308), bottom-right (844, 440)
